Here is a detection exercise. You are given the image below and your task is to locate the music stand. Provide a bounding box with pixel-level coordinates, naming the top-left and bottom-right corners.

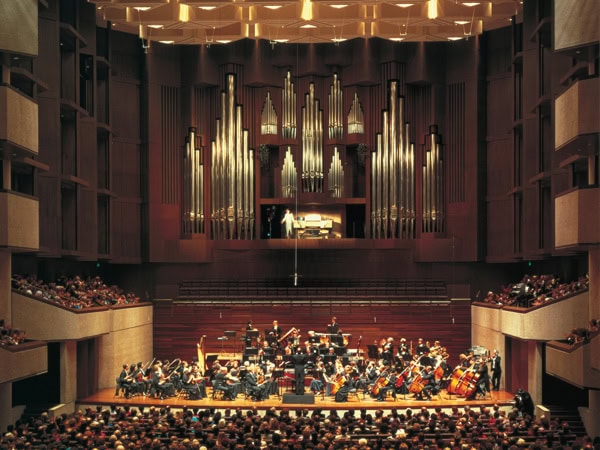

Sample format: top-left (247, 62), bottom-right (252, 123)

top-left (217, 336), bottom-right (228, 355)
top-left (224, 330), bottom-right (237, 356)
top-left (272, 369), bottom-right (284, 399)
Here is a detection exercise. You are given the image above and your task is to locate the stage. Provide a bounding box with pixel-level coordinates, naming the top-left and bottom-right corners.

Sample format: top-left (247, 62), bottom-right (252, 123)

top-left (79, 387), bottom-right (516, 412)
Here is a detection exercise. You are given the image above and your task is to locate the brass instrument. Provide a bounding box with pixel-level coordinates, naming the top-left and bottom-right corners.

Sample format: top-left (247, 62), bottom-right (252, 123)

top-left (278, 327), bottom-right (300, 344)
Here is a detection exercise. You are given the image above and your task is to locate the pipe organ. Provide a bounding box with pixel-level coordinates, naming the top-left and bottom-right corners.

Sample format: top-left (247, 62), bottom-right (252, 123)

top-left (182, 127), bottom-right (204, 234)
top-left (301, 83), bottom-right (324, 192)
top-left (281, 71), bottom-right (297, 140)
top-left (422, 125), bottom-right (445, 233)
top-left (328, 74), bottom-right (343, 139)
top-left (328, 147), bottom-right (344, 198)
top-left (371, 80), bottom-right (416, 239)
top-left (281, 146), bottom-right (297, 198)
top-left (210, 74), bottom-right (255, 240)
top-left (261, 91), bottom-right (277, 135)
top-left (347, 92), bottom-right (364, 135)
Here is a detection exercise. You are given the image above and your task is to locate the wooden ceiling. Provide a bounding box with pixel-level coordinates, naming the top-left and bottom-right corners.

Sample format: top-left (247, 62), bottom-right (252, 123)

top-left (90, 0), bottom-right (522, 45)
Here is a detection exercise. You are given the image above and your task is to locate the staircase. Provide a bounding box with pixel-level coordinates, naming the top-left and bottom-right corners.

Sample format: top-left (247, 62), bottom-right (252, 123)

top-left (544, 405), bottom-right (588, 440)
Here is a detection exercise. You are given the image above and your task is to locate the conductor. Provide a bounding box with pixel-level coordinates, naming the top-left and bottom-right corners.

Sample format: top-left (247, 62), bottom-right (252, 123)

top-left (292, 348), bottom-right (308, 395)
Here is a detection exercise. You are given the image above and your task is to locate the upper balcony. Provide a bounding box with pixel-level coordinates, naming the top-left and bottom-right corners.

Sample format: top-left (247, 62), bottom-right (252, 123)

top-left (0, 341), bottom-right (47, 384)
top-left (472, 290), bottom-right (589, 341)
top-left (0, 85), bottom-right (39, 156)
top-left (0, 191), bottom-right (39, 251)
top-left (11, 291), bottom-right (152, 341)
top-left (546, 332), bottom-right (600, 389)
top-left (555, 187), bottom-right (600, 249)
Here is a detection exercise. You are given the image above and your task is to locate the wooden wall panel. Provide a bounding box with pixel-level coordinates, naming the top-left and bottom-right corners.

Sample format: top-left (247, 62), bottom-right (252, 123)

top-left (153, 300), bottom-right (471, 369)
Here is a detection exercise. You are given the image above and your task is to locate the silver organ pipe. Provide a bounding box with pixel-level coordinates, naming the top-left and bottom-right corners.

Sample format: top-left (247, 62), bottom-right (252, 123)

top-left (210, 73), bottom-right (255, 240)
top-left (371, 80), bottom-right (416, 239)
top-left (281, 146), bottom-right (297, 198)
top-left (422, 125), bottom-right (444, 233)
top-left (302, 83), bottom-right (324, 192)
top-left (327, 147), bottom-right (344, 198)
top-left (348, 92), bottom-right (364, 135)
top-left (328, 74), bottom-right (343, 139)
top-left (261, 91), bottom-right (277, 135)
top-left (282, 71), bottom-right (296, 140)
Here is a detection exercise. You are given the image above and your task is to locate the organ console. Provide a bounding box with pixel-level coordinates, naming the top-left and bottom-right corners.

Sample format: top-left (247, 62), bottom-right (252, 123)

top-left (293, 213), bottom-right (333, 239)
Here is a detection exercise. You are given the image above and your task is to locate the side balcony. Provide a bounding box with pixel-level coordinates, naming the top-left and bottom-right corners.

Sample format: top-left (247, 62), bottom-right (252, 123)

top-left (555, 187), bottom-right (600, 249)
top-left (0, 341), bottom-right (47, 384)
top-left (546, 332), bottom-right (600, 389)
top-left (0, 191), bottom-right (39, 251)
top-left (0, 85), bottom-right (39, 155)
top-left (472, 290), bottom-right (589, 341)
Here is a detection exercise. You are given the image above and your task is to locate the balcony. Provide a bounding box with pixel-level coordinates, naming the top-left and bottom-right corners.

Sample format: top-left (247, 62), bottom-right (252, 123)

top-left (472, 290), bottom-right (589, 341)
top-left (546, 333), bottom-right (600, 389)
top-left (0, 341), bottom-right (47, 384)
top-left (0, 191), bottom-right (39, 251)
top-left (555, 187), bottom-right (600, 249)
top-left (555, 78), bottom-right (599, 153)
top-left (0, 85), bottom-right (39, 155)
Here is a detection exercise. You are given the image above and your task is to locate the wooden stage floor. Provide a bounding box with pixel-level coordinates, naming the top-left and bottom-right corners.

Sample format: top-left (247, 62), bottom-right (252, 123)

top-left (79, 388), bottom-right (516, 412)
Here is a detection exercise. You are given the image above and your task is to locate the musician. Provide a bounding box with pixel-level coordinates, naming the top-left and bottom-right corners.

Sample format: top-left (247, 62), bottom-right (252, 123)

top-left (376, 368), bottom-right (397, 401)
top-left (213, 366), bottom-right (236, 400)
top-left (244, 365), bottom-right (270, 401)
top-left (152, 364), bottom-right (175, 399)
top-left (417, 365), bottom-right (439, 400)
top-left (489, 349), bottom-right (502, 390)
top-left (415, 338), bottom-right (429, 356)
top-left (381, 337), bottom-right (394, 365)
top-left (115, 364), bottom-right (132, 397)
top-left (398, 338), bottom-right (412, 367)
top-left (471, 357), bottom-right (490, 399)
top-left (328, 317), bottom-right (339, 334)
top-left (334, 365), bottom-right (354, 402)
top-left (310, 360), bottom-right (326, 394)
top-left (292, 348), bottom-right (308, 395)
top-left (271, 320), bottom-right (282, 341)
top-left (182, 366), bottom-right (206, 399)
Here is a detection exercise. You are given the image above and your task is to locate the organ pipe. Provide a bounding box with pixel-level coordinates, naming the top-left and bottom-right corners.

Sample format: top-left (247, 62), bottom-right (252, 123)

top-left (183, 127), bottom-right (204, 235)
top-left (328, 74), bottom-right (343, 139)
top-left (371, 80), bottom-right (416, 239)
top-left (261, 91), bottom-right (277, 135)
top-left (422, 125), bottom-right (444, 233)
top-left (348, 92), bottom-right (364, 135)
top-left (282, 71), bottom-right (296, 140)
top-left (210, 73), bottom-right (255, 240)
top-left (281, 146), bottom-right (297, 198)
top-left (302, 82), bottom-right (324, 192)
top-left (328, 147), bottom-right (344, 198)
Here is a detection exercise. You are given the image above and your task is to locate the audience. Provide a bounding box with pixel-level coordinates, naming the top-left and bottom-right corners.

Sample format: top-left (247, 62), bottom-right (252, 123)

top-left (0, 404), bottom-right (594, 450)
top-left (12, 274), bottom-right (141, 309)
top-left (566, 319), bottom-right (599, 346)
top-left (480, 274), bottom-right (589, 308)
top-left (0, 319), bottom-right (26, 346)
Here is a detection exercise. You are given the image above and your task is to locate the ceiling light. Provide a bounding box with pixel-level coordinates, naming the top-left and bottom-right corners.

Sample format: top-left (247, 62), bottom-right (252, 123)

top-left (273, 39), bottom-right (289, 43)
top-left (159, 40), bottom-right (174, 44)
top-left (264, 5), bottom-right (283, 10)
top-left (330, 4), bottom-right (349, 9)
top-left (300, 23), bottom-right (317, 28)
top-left (389, 37), bottom-right (405, 41)
top-left (198, 6), bottom-right (217, 10)
top-left (147, 24), bottom-right (164, 29)
top-left (332, 37), bottom-right (347, 42)
top-left (427, 0), bottom-right (438, 19)
top-left (395, 3), bottom-right (414, 7)
top-left (133, 6), bottom-right (151, 11)
top-left (461, 2), bottom-right (480, 6)
top-left (216, 39), bottom-right (232, 44)
top-left (454, 20), bottom-right (469, 25)
top-left (447, 36), bottom-right (463, 41)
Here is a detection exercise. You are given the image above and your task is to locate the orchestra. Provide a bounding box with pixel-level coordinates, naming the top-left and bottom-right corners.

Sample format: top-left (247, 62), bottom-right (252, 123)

top-left (115, 320), bottom-right (499, 404)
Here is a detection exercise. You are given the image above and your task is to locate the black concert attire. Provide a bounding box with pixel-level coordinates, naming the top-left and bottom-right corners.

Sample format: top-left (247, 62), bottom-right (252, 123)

top-left (490, 354), bottom-right (502, 390)
top-left (213, 371), bottom-right (236, 400)
top-left (182, 370), bottom-right (205, 399)
top-left (418, 369), bottom-right (439, 400)
top-left (381, 341), bottom-right (394, 365)
top-left (244, 372), bottom-right (271, 401)
top-left (152, 370), bottom-right (175, 399)
top-left (329, 320), bottom-right (339, 335)
top-left (115, 366), bottom-right (131, 397)
top-left (292, 351), bottom-right (308, 394)
top-left (415, 341), bottom-right (430, 356)
top-left (334, 373), bottom-right (352, 402)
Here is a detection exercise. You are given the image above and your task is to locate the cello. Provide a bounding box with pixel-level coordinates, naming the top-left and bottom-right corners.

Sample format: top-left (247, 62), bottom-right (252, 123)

top-left (371, 371), bottom-right (389, 396)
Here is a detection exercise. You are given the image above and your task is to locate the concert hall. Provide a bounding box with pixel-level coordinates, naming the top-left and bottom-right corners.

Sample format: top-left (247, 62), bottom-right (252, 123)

top-left (0, 0), bottom-right (598, 447)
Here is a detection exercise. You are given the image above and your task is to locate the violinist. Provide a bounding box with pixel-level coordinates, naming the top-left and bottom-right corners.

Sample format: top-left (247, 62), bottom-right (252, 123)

top-left (398, 338), bottom-right (412, 367)
top-left (415, 338), bottom-right (429, 356)
top-left (213, 366), bottom-right (236, 400)
top-left (245, 364), bottom-right (270, 401)
top-left (381, 337), bottom-right (394, 365)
